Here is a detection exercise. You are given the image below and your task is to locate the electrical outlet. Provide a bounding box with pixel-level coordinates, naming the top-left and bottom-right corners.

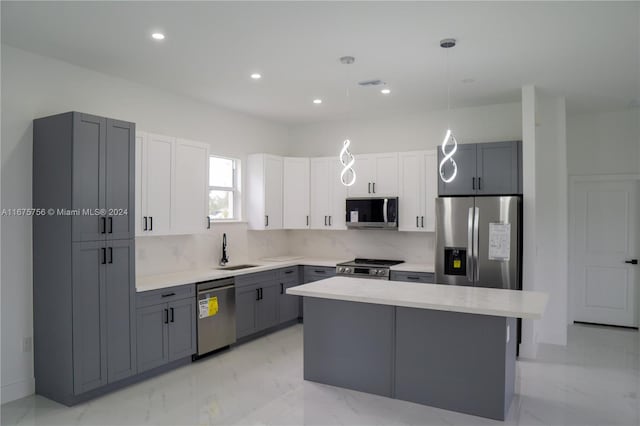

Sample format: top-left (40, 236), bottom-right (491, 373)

top-left (22, 336), bottom-right (33, 353)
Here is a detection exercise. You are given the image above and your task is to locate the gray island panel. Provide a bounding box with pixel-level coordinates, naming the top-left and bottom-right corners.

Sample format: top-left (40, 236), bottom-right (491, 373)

top-left (303, 298), bottom-right (395, 397)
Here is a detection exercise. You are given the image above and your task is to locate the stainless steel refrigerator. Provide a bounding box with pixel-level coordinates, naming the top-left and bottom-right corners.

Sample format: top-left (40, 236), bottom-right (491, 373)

top-left (435, 196), bottom-right (521, 290)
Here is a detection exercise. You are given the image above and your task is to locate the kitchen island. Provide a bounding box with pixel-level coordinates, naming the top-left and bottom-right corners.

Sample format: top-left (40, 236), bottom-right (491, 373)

top-left (287, 277), bottom-right (548, 420)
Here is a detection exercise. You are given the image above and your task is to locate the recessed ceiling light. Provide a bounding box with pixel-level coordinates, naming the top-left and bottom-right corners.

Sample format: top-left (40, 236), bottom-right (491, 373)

top-left (250, 73), bottom-right (262, 80)
top-left (381, 88), bottom-right (391, 95)
top-left (313, 99), bottom-right (322, 104)
top-left (151, 33), bottom-right (165, 40)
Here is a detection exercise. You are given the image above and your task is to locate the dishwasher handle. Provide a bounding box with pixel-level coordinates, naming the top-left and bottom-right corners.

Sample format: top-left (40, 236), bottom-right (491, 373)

top-left (197, 284), bottom-right (235, 295)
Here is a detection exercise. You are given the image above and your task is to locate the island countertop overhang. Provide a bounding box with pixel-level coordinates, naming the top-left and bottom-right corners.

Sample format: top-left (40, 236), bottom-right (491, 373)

top-left (287, 277), bottom-right (548, 319)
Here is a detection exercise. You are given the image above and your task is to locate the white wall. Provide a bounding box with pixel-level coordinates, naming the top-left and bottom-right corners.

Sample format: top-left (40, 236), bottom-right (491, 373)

top-left (567, 108), bottom-right (640, 176)
top-left (0, 45), bottom-right (290, 403)
top-left (288, 102), bottom-right (522, 156)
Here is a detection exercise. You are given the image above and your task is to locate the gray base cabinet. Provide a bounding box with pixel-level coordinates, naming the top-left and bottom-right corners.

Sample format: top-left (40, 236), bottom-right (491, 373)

top-left (236, 267), bottom-right (302, 340)
top-left (389, 271), bottom-right (434, 284)
top-left (33, 112), bottom-right (136, 406)
top-left (438, 140), bottom-right (521, 196)
top-left (136, 285), bottom-right (197, 373)
top-left (303, 266), bottom-right (336, 283)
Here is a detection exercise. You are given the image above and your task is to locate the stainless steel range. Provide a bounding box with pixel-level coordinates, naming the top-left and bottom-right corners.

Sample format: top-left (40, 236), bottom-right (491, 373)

top-left (336, 258), bottom-right (404, 280)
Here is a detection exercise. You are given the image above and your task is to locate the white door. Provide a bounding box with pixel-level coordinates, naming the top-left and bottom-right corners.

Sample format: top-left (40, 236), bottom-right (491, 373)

top-left (134, 132), bottom-right (145, 236)
top-left (264, 155), bottom-right (283, 230)
top-left (372, 152), bottom-right (399, 196)
top-left (423, 151), bottom-right (437, 232)
top-left (144, 133), bottom-right (174, 235)
top-left (283, 157), bottom-right (310, 229)
top-left (329, 159), bottom-right (348, 230)
top-left (398, 152), bottom-right (424, 231)
top-left (173, 139), bottom-right (209, 234)
top-left (310, 158), bottom-right (330, 229)
top-left (347, 154), bottom-right (375, 197)
top-left (573, 179), bottom-right (639, 327)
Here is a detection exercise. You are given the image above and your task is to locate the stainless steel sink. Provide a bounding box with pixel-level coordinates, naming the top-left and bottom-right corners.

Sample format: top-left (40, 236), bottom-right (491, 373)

top-left (216, 264), bottom-right (258, 271)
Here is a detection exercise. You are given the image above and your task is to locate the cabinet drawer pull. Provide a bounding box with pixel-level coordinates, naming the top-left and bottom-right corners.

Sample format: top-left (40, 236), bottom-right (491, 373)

top-left (170, 307), bottom-right (175, 323)
top-left (406, 276), bottom-right (420, 280)
top-left (314, 270), bottom-right (326, 274)
top-left (161, 292), bottom-right (176, 298)
top-left (285, 270), bottom-right (295, 274)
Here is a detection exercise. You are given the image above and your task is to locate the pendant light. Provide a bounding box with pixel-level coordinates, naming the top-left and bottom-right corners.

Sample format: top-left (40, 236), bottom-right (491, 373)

top-left (439, 38), bottom-right (458, 183)
top-left (339, 56), bottom-right (356, 187)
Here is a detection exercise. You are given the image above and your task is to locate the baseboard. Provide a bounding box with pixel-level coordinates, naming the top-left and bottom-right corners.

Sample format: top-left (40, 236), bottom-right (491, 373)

top-left (1, 378), bottom-right (35, 404)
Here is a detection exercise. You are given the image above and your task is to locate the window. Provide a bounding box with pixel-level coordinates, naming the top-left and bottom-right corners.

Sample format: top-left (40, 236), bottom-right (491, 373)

top-left (209, 156), bottom-right (240, 220)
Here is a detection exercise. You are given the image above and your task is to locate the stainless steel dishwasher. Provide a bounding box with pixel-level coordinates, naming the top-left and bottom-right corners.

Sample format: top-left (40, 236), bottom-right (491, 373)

top-left (196, 277), bottom-right (236, 356)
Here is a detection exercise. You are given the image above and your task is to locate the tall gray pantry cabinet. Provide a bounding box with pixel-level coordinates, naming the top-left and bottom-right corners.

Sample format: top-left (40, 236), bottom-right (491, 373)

top-left (33, 112), bottom-right (136, 405)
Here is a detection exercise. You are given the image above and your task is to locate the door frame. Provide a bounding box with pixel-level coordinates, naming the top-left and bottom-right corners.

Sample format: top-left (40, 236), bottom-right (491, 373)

top-left (568, 173), bottom-right (640, 327)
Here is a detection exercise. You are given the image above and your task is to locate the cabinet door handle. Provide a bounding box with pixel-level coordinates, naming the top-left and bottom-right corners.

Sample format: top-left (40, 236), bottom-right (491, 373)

top-left (328, 216), bottom-right (332, 226)
top-left (314, 270), bottom-right (326, 274)
top-left (149, 216), bottom-right (153, 231)
top-left (368, 182), bottom-right (371, 194)
top-left (324, 215), bottom-right (327, 226)
top-left (472, 177), bottom-right (476, 190)
top-left (372, 182), bottom-right (375, 193)
top-left (108, 217), bottom-right (113, 234)
top-left (101, 247), bottom-right (106, 264)
top-left (416, 216), bottom-right (419, 228)
top-left (108, 247), bottom-right (113, 264)
top-left (406, 276), bottom-right (420, 281)
top-left (170, 307), bottom-right (175, 323)
top-left (625, 259), bottom-right (638, 265)
top-left (265, 215), bottom-right (269, 227)
top-left (164, 309), bottom-right (169, 324)
top-left (256, 288), bottom-right (260, 301)
top-left (100, 217), bottom-right (106, 234)
top-left (259, 288), bottom-right (263, 300)
top-left (285, 270), bottom-right (294, 274)
top-left (306, 215), bottom-right (309, 226)
top-left (143, 216), bottom-right (148, 231)
top-left (478, 177), bottom-right (482, 190)
top-left (207, 216), bottom-right (211, 229)
top-left (161, 292), bottom-right (175, 298)
top-left (280, 283), bottom-right (284, 294)
top-left (421, 216), bottom-right (424, 228)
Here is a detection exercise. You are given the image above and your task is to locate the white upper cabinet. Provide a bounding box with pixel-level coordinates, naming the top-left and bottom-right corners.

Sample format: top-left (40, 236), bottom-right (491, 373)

top-left (309, 157), bottom-right (347, 230)
top-left (136, 132), bottom-right (174, 236)
top-left (247, 154), bottom-right (283, 230)
top-left (283, 157), bottom-right (310, 229)
top-left (398, 150), bottom-right (437, 232)
top-left (136, 132), bottom-right (209, 236)
top-left (347, 152), bottom-right (398, 197)
top-left (173, 139), bottom-right (209, 234)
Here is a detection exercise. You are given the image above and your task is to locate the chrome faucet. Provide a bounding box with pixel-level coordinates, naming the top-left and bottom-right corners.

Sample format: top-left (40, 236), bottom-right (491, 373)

top-left (219, 233), bottom-right (229, 266)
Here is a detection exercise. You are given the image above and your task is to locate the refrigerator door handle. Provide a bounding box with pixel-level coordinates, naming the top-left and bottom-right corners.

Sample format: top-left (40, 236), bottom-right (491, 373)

top-left (467, 207), bottom-right (474, 282)
top-left (383, 198), bottom-right (388, 224)
top-left (473, 207), bottom-right (480, 282)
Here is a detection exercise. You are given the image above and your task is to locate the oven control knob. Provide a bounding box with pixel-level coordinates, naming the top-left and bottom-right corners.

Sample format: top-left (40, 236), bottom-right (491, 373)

top-left (377, 269), bottom-right (386, 276)
top-left (345, 267), bottom-right (351, 274)
top-left (338, 267), bottom-right (345, 273)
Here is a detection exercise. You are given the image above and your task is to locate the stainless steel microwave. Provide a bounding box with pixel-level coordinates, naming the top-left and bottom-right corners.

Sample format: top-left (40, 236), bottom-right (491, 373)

top-left (345, 197), bottom-right (398, 229)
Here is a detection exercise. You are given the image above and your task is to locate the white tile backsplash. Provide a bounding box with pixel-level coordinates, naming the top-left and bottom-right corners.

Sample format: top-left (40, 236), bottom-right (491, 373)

top-left (136, 225), bottom-right (434, 276)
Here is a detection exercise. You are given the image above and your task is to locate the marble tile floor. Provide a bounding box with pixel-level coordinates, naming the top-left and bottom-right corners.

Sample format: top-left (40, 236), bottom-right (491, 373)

top-left (1, 323), bottom-right (638, 426)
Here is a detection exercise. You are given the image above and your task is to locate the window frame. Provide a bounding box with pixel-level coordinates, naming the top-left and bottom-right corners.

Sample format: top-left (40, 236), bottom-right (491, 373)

top-left (208, 155), bottom-right (241, 222)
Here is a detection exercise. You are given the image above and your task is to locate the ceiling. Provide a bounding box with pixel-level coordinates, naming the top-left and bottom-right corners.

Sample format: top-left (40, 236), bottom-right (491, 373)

top-left (2, 1), bottom-right (639, 124)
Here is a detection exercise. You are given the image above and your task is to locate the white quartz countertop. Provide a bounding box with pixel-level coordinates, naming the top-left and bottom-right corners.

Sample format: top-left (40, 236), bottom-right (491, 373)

top-left (135, 257), bottom-right (349, 292)
top-left (286, 276), bottom-right (548, 319)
